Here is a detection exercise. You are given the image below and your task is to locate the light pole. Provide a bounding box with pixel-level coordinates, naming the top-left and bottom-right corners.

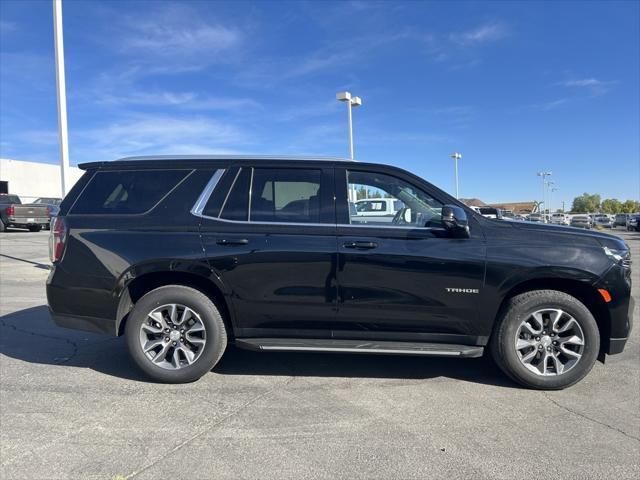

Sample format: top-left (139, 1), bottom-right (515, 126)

top-left (537, 171), bottom-right (552, 221)
top-left (550, 186), bottom-right (558, 214)
top-left (53, 0), bottom-right (70, 197)
top-left (450, 152), bottom-right (462, 198)
top-left (336, 91), bottom-right (362, 160)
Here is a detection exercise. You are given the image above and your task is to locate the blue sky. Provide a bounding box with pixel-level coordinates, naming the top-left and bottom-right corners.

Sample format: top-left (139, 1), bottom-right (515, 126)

top-left (0, 0), bottom-right (638, 207)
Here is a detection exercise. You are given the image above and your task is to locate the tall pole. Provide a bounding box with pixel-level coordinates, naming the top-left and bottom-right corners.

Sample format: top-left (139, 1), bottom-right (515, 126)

top-left (346, 99), bottom-right (354, 160)
top-left (537, 171), bottom-right (552, 221)
top-left (53, 0), bottom-right (70, 197)
top-left (450, 152), bottom-right (462, 199)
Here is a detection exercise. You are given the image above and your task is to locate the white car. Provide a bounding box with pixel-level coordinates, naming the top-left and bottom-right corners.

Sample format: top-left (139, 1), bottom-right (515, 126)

top-left (550, 213), bottom-right (570, 225)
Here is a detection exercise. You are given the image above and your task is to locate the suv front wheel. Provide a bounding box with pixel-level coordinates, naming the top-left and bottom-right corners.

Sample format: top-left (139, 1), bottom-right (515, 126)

top-left (491, 290), bottom-right (599, 390)
top-left (125, 285), bottom-right (227, 383)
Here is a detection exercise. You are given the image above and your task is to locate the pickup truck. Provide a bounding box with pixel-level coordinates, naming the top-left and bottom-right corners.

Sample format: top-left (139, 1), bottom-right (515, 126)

top-left (0, 193), bottom-right (51, 232)
top-left (351, 198), bottom-right (404, 224)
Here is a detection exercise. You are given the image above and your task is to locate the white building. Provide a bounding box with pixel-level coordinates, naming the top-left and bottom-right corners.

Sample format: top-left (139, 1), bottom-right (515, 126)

top-left (0, 158), bottom-right (83, 203)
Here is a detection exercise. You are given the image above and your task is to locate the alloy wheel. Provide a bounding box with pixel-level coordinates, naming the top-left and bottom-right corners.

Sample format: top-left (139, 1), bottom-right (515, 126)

top-left (138, 303), bottom-right (207, 370)
top-left (514, 308), bottom-right (585, 376)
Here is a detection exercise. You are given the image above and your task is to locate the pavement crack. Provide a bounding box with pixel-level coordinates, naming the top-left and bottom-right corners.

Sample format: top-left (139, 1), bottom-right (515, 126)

top-left (0, 317), bottom-right (79, 365)
top-left (124, 375), bottom-right (296, 479)
top-left (543, 392), bottom-right (640, 442)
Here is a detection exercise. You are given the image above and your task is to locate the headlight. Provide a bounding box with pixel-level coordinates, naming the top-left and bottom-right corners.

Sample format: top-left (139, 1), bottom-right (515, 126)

top-left (603, 246), bottom-right (631, 267)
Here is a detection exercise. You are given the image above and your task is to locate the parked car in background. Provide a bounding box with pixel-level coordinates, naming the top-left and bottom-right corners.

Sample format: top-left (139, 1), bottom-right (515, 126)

top-left (570, 215), bottom-right (592, 229)
top-left (527, 213), bottom-right (544, 222)
top-left (551, 213), bottom-right (570, 225)
top-left (477, 207), bottom-right (503, 219)
top-left (47, 154), bottom-right (634, 390)
top-left (0, 193), bottom-right (50, 232)
top-left (33, 197), bottom-right (62, 227)
top-left (352, 198), bottom-right (404, 224)
top-left (614, 213), bottom-right (629, 229)
top-left (594, 214), bottom-right (613, 228)
top-left (627, 214), bottom-right (640, 232)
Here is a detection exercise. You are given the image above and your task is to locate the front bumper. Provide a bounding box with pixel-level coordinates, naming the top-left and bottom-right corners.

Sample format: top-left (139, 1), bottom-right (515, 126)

top-left (596, 263), bottom-right (634, 355)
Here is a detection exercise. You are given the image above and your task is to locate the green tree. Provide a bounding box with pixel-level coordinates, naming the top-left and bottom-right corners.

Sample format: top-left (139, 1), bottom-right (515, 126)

top-left (621, 199), bottom-right (640, 213)
top-left (571, 193), bottom-right (600, 213)
top-left (601, 198), bottom-right (622, 214)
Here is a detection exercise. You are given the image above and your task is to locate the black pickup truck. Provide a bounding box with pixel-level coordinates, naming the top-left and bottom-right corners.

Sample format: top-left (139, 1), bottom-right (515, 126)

top-left (0, 193), bottom-right (51, 232)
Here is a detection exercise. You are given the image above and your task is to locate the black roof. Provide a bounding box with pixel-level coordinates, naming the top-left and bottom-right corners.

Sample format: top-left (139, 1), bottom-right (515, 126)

top-left (79, 154), bottom-right (355, 170)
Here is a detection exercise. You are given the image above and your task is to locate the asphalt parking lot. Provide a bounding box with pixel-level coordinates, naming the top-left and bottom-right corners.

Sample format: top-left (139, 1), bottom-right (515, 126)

top-left (1, 228), bottom-right (638, 480)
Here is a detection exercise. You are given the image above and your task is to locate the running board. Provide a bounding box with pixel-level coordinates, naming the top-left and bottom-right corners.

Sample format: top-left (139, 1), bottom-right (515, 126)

top-left (235, 338), bottom-right (484, 358)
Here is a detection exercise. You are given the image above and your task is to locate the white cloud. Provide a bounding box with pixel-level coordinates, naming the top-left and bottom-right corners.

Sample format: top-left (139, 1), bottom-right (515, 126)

top-left (104, 3), bottom-right (244, 73)
top-left (96, 90), bottom-right (261, 111)
top-left (69, 115), bottom-right (251, 162)
top-left (558, 78), bottom-right (616, 96)
top-left (450, 22), bottom-right (508, 46)
top-left (532, 98), bottom-right (569, 111)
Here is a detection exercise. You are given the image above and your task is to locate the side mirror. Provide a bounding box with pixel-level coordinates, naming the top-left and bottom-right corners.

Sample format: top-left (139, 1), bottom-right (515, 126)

top-left (441, 205), bottom-right (470, 238)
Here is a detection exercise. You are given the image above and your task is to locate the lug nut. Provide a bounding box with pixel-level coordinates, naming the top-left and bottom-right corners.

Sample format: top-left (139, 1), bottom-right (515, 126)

top-left (538, 345), bottom-right (543, 350)
top-left (172, 341), bottom-right (177, 346)
top-left (553, 341), bottom-right (558, 345)
top-left (547, 347), bottom-right (552, 352)
top-left (535, 336), bottom-right (541, 341)
top-left (164, 328), bottom-right (169, 333)
top-left (164, 336), bottom-right (169, 342)
top-left (542, 331), bottom-right (547, 335)
top-left (180, 337), bottom-right (184, 342)
top-left (180, 329), bottom-right (185, 333)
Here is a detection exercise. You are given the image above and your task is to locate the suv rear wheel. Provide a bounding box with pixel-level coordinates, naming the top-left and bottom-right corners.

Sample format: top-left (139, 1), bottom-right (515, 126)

top-left (490, 290), bottom-right (599, 390)
top-left (125, 285), bottom-right (227, 383)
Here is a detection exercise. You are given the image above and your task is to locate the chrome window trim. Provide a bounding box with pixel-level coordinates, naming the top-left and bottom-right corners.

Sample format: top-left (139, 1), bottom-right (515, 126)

top-left (192, 169), bottom-right (445, 232)
top-left (219, 168), bottom-right (242, 219)
top-left (190, 169), bottom-right (225, 217)
top-left (248, 167), bottom-right (254, 222)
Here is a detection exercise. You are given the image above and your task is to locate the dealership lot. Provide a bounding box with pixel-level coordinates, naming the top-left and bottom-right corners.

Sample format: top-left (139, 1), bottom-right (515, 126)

top-left (0, 229), bottom-right (638, 479)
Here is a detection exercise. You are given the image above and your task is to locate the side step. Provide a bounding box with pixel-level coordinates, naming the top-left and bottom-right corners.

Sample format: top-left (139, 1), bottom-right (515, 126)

top-left (235, 338), bottom-right (484, 358)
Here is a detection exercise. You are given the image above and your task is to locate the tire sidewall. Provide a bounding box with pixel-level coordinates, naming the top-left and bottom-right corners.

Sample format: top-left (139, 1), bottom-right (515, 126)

top-left (498, 291), bottom-right (600, 389)
top-left (125, 286), bottom-right (226, 383)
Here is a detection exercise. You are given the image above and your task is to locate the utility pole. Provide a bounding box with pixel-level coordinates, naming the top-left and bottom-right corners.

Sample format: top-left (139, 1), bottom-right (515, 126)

top-left (53, 0), bottom-right (70, 196)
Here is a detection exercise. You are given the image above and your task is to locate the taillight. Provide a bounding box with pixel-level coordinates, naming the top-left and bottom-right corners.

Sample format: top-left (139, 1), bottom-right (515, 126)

top-left (6, 205), bottom-right (14, 216)
top-left (49, 216), bottom-right (67, 263)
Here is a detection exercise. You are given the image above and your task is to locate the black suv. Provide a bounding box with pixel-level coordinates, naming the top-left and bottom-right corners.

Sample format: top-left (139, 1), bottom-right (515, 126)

top-left (47, 156), bottom-right (634, 389)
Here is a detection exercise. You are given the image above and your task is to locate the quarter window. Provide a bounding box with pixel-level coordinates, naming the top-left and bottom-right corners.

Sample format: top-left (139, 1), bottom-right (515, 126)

top-left (71, 169), bottom-right (190, 215)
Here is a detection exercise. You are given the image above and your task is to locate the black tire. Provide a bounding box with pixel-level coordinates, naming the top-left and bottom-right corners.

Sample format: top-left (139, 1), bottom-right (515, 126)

top-left (0, 219), bottom-right (5, 232)
top-left (490, 290), bottom-right (599, 390)
top-left (28, 225), bottom-right (41, 232)
top-left (125, 285), bottom-right (227, 383)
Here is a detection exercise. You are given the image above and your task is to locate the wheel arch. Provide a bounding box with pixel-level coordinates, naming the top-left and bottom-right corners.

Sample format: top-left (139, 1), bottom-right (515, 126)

top-left (115, 270), bottom-right (235, 339)
top-left (493, 277), bottom-right (611, 361)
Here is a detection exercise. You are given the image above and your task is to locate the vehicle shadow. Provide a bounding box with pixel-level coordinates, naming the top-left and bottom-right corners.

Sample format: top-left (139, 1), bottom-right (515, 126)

top-left (0, 305), bottom-right (518, 388)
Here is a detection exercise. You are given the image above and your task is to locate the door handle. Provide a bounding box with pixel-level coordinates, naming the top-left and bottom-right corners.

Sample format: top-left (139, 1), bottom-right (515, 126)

top-left (343, 241), bottom-right (378, 249)
top-left (216, 238), bottom-right (249, 246)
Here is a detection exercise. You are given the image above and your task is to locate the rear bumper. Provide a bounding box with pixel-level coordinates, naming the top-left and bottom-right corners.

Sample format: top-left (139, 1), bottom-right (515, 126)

top-left (47, 266), bottom-right (119, 336)
top-left (49, 310), bottom-right (117, 336)
top-left (6, 216), bottom-right (50, 227)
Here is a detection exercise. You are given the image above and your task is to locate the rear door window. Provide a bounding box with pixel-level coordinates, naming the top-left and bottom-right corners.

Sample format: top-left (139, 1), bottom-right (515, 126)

top-left (70, 169), bottom-right (190, 214)
top-left (250, 168), bottom-right (323, 223)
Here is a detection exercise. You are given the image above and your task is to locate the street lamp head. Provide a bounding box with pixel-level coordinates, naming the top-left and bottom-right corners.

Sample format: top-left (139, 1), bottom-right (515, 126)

top-left (336, 91), bottom-right (352, 102)
top-left (350, 96), bottom-right (362, 107)
top-left (450, 152), bottom-right (462, 161)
